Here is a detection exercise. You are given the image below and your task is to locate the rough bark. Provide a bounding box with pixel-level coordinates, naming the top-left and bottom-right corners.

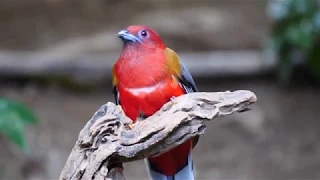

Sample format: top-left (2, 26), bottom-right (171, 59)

top-left (59, 90), bottom-right (257, 180)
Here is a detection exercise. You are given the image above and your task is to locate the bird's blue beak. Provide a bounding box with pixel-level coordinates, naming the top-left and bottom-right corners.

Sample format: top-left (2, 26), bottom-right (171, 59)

top-left (117, 30), bottom-right (141, 42)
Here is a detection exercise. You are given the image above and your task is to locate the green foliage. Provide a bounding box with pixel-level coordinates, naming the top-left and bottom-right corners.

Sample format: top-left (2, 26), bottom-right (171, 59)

top-left (266, 0), bottom-right (320, 84)
top-left (0, 98), bottom-right (37, 154)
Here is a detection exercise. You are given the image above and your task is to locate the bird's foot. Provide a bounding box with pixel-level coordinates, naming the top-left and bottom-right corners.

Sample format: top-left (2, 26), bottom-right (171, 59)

top-left (128, 123), bottom-right (135, 129)
top-left (117, 105), bottom-right (123, 112)
top-left (138, 121), bottom-right (147, 127)
top-left (170, 96), bottom-right (178, 105)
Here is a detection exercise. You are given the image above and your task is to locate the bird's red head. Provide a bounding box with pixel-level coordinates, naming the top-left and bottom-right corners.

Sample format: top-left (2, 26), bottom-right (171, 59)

top-left (117, 25), bottom-right (165, 50)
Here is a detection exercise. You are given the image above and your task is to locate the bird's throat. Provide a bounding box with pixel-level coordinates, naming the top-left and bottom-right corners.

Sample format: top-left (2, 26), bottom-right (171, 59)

top-left (115, 48), bottom-right (169, 88)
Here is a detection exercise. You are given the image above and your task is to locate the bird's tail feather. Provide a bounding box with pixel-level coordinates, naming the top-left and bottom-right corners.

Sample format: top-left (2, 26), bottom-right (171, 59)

top-left (145, 152), bottom-right (194, 180)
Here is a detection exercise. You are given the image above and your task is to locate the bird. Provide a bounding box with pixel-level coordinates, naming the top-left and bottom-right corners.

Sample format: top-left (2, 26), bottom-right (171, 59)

top-left (112, 25), bottom-right (199, 180)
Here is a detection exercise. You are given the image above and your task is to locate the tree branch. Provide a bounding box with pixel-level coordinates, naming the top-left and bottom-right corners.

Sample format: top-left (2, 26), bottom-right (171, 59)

top-left (59, 90), bottom-right (257, 180)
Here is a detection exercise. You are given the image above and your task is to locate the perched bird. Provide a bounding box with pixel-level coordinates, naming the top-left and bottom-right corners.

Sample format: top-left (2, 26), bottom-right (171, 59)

top-left (112, 25), bottom-right (199, 180)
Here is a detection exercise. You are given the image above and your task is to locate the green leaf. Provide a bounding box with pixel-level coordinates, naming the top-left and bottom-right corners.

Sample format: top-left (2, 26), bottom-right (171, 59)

top-left (313, 12), bottom-right (320, 32)
top-left (266, 0), bottom-right (320, 83)
top-left (0, 98), bottom-right (37, 124)
top-left (277, 49), bottom-right (295, 85)
top-left (0, 98), bottom-right (37, 154)
top-left (307, 45), bottom-right (320, 80)
top-left (285, 21), bottom-right (313, 50)
top-left (0, 112), bottom-right (29, 154)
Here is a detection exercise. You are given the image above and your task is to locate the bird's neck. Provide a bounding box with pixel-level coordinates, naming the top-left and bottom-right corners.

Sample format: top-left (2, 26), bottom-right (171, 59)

top-left (115, 46), bottom-right (170, 88)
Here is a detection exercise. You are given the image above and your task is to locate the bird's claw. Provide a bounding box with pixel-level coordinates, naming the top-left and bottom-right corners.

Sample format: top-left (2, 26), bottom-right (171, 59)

top-left (138, 121), bottom-right (147, 127)
top-left (128, 123), bottom-right (135, 129)
top-left (117, 105), bottom-right (123, 112)
top-left (170, 96), bottom-right (178, 105)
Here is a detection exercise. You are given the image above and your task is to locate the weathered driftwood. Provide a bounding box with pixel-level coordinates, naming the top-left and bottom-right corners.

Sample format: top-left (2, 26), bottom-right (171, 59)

top-left (59, 90), bottom-right (257, 180)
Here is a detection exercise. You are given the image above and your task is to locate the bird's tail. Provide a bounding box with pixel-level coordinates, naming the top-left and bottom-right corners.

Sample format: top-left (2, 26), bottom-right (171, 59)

top-left (145, 140), bottom-right (195, 180)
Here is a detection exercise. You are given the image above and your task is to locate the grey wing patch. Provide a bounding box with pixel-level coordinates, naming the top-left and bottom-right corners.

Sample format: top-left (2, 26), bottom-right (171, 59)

top-left (112, 86), bottom-right (121, 105)
top-left (179, 61), bottom-right (198, 93)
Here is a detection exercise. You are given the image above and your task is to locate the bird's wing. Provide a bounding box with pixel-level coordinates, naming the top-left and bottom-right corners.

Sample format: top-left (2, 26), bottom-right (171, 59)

top-left (164, 47), bottom-right (198, 93)
top-left (178, 60), bottom-right (198, 94)
top-left (112, 86), bottom-right (121, 105)
top-left (178, 60), bottom-right (200, 148)
top-left (112, 65), bottom-right (121, 105)
top-left (164, 47), bottom-right (200, 148)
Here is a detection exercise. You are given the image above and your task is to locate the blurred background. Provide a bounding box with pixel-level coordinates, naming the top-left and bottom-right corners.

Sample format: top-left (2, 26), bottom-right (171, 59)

top-left (1, 0), bottom-right (320, 179)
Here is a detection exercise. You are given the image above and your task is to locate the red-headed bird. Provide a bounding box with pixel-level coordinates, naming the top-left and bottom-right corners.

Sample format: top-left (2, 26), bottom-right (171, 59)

top-left (112, 25), bottom-right (199, 180)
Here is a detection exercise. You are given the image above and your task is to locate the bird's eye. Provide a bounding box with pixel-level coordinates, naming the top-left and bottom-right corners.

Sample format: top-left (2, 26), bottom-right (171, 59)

top-left (139, 30), bottom-right (149, 38)
top-left (140, 30), bottom-right (147, 37)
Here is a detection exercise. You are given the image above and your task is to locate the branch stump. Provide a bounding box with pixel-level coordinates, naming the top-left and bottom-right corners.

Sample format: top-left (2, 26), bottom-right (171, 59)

top-left (59, 90), bottom-right (257, 180)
